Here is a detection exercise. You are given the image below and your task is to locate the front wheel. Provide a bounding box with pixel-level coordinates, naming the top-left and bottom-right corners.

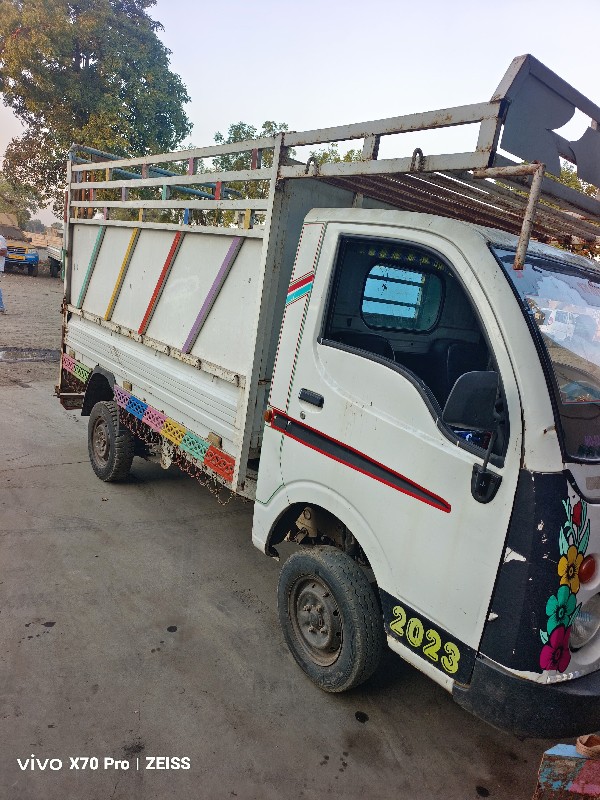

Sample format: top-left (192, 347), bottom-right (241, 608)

top-left (277, 546), bottom-right (384, 692)
top-left (88, 401), bottom-right (134, 481)
top-left (27, 263), bottom-right (38, 277)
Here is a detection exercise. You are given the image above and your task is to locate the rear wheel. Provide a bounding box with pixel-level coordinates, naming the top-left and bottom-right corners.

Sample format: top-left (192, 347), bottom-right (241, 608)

top-left (27, 263), bottom-right (38, 277)
top-left (88, 401), bottom-right (134, 481)
top-left (49, 259), bottom-right (60, 278)
top-left (277, 545), bottom-right (384, 692)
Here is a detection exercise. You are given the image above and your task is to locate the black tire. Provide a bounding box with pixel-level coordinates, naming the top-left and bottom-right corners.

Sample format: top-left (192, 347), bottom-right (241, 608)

top-left (49, 259), bottom-right (60, 278)
top-left (27, 263), bottom-right (39, 277)
top-left (88, 401), bottom-right (134, 481)
top-left (277, 545), bottom-right (384, 692)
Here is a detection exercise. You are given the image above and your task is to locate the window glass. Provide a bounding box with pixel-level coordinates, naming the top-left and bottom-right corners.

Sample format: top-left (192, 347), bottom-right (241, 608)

top-left (359, 245), bottom-right (444, 331)
top-left (493, 246), bottom-right (600, 461)
top-left (322, 236), bottom-right (505, 457)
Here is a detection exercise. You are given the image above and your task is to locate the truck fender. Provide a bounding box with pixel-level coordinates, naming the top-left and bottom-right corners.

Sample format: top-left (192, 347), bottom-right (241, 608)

top-left (82, 367), bottom-right (116, 416)
top-left (253, 479), bottom-right (393, 591)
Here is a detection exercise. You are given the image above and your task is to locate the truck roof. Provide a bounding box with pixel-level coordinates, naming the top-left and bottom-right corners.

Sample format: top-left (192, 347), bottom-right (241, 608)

top-left (303, 206), bottom-right (600, 273)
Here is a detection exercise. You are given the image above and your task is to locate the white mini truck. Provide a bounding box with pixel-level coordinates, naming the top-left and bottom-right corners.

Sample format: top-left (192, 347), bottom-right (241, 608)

top-left (58, 55), bottom-right (600, 737)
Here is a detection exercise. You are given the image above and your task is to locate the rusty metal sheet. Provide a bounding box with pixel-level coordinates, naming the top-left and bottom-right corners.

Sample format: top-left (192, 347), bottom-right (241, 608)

top-left (315, 169), bottom-right (600, 245)
top-left (534, 744), bottom-right (600, 799)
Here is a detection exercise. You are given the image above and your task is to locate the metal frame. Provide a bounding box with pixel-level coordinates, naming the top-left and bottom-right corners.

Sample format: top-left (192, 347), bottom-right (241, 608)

top-left (63, 54), bottom-right (600, 490)
top-left (66, 61), bottom-right (600, 248)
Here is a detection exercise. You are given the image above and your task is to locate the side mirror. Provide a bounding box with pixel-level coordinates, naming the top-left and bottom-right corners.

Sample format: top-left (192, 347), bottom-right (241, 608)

top-left (442, 371), bottom-right (499, 432)
top-left (443, 371), bottom-right (503, 504)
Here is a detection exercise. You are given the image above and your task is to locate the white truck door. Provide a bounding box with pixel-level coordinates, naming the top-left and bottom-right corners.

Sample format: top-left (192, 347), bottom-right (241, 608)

top-left (271, 221), bottom-right (522, 684)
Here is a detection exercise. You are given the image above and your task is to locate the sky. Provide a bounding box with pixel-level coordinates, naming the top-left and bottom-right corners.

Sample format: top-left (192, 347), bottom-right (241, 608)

top-left (1, 0), bottom-right (599, 223)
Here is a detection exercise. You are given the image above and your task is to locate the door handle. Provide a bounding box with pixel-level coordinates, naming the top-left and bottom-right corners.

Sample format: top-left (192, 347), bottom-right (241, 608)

top-left (299, 388), bottom-right (324, 408)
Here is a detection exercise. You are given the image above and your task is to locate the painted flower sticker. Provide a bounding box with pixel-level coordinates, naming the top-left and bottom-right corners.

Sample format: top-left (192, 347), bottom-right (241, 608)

top-left (572, 500), bottom-right (583, 528)
top-left (546, 585), bottom-right (577, 634)
top-left (558, 545), bottom-right (584, 594)
top-left (539, 495), bottom-right (589, 672)
top-left (540, 625), bottom-right (571, 673)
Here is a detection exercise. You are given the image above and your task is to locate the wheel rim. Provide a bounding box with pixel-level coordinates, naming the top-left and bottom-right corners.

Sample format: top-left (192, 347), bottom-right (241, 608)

top-left (92, 417), bottom-right (110, 466)
top-left (288, 574), bottom-right (343, 666)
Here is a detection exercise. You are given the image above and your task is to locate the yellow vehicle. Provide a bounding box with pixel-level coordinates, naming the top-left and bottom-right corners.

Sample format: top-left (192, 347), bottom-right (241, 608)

top-left (0, 223), bottom-right (40, 276)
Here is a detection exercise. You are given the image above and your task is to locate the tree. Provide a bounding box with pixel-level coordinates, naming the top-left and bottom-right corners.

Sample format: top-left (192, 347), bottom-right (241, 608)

top-left (23, 218), bottom-right (45, 233)
top-left (204, 121), bottom-right (290, 227)
top-left (0, 170), bottom-right (40, 228)
top-left (553, 162), bottom-right (597, 197)
top-left (309, 143), bottom-right (362, 165)
top-left (213, 120), bottom-right (291, 173)
top-left (0, 0), bottom-right (191, 213)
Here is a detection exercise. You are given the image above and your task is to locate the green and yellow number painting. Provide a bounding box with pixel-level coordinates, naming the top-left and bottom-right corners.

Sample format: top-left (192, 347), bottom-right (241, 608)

top-left (390, 605), bottom-right (461, 675)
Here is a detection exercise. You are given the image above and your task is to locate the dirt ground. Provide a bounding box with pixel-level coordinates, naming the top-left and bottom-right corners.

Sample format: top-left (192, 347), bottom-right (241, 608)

top-left (0, 254), bottom-right (64, 388)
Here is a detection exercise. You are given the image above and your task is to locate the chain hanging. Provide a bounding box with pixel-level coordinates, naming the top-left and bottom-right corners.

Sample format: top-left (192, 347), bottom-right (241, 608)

top-left (118, 408), bottom-right (237, 506)
top-left (61, 368), bottom-right (86, 394)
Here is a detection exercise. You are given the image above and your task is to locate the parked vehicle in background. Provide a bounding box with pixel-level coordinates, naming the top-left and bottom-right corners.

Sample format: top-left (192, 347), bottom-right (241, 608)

top-left (0, 223), bottom-right (40, 276)
top-left (56, 55), bottom-right (600, 739)
top-left (47, 230), bottom-right (63, 278)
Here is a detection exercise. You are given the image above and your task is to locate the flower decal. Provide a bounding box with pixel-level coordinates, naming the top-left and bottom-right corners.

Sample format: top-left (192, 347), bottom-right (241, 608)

top-left (540, 626), bottom-right (572, 673)
top-left (539, 496), bottom-right (590, 672)
top-left (546, 585), bottom-right (577, 634)
top-left (558, 545), bottom-right (584, 594)
top-left (573, 500), bottom-right (583, 528)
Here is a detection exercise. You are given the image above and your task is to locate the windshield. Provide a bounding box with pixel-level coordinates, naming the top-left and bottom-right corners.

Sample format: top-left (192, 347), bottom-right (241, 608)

top-left (493, 246), bottom-right (600, 461)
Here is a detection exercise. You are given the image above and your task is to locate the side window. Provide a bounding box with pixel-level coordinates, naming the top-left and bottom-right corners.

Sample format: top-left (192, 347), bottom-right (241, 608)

top-left (322, 236), bottom-right (507, 456)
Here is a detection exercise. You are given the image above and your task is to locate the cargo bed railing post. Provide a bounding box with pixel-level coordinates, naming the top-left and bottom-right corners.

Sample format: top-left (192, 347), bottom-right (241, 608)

top-left (353, 134), bottom-right (381, 208)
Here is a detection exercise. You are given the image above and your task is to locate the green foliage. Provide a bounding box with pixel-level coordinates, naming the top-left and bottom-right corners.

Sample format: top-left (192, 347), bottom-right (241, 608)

top-left (205, 121), bottom-right (290, 227)
top-left (0, 0), bottom-right (191, 213)
top-left (553, 163), bottom-right (597, 197)
top-left (23, 218), bottom-right (45, 233)
top-left (0, 170), bottom-right (40, 228)
top-left (308, 143), bottom-right (362, 165)
top-left (213, 120), bottom-right (290, 173)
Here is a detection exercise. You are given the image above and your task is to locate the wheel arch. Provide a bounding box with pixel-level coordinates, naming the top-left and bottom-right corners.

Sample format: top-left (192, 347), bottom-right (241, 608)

top-left (82, 367), bottom-right (116, 416)
top-left (257, 481), bottom-right (393, 591)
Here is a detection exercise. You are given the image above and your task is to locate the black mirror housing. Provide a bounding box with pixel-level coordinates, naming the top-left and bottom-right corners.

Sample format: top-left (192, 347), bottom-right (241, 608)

top-left (442, 371), bottom-right (499, 432)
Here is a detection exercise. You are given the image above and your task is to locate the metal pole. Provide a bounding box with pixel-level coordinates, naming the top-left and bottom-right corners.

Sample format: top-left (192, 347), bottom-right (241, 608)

top-left (513, 163), bottom-right (546, 270)
top-left (473, 161), bottom-right (547, 270)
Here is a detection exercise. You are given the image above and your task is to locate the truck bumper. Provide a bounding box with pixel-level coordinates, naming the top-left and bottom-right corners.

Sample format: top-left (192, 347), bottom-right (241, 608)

top-left (453, 655), bottom-right (600, 738)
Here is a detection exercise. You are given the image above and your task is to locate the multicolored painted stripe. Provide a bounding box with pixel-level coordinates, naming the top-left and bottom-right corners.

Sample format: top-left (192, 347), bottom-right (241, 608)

top-left (105, 228), bottom-right (140, 320)
top-left (76, 226), bottom-right (106, 309)
top-left (182, 236), bottom-right (243, 354)
top-left (138, 232), bottom-right (185, 335)
top-left (285, 272), bottom-right (314, 306)
top-left (114, 384), bottom-right (235, 483)
top-left (62, 353), bottom-right (92, 384)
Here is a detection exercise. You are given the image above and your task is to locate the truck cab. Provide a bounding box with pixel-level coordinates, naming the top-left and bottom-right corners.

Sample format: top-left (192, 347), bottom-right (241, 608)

top-left (254, 209), bottom-right (600, 736)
